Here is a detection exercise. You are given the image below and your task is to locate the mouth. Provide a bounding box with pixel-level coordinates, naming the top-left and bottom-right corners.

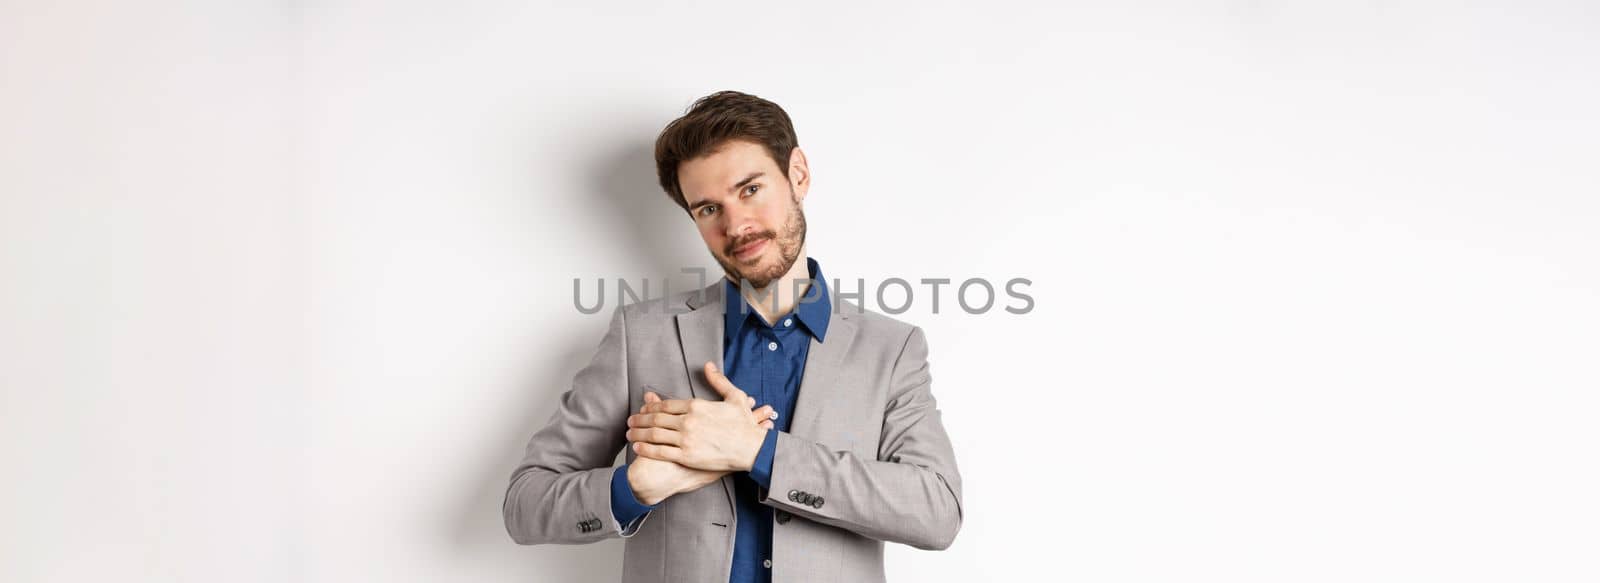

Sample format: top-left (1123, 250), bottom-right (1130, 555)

top-left (732, 238), bottom-right (769, 260)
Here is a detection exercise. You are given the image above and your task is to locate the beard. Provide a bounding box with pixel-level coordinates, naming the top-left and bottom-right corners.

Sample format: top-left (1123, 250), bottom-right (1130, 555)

top-left (715, 195), bottom-right (807, 290)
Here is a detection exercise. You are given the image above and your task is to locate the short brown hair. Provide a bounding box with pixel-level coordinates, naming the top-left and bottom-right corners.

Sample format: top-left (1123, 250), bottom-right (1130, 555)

top-left (654, 90), bottom-right (799, 212)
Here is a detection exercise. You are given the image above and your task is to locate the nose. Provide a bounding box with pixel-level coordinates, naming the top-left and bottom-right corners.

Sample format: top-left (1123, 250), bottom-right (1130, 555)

top-left (722, 205), bottom-right (757, 241)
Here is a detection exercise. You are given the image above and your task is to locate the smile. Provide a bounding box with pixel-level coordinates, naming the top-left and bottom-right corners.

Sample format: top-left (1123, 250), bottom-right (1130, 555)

top-left (733, 238), bottom-right (768, 259)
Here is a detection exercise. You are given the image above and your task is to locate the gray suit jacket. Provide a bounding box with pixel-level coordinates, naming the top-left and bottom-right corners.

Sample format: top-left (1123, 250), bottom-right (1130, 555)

top-left (503, 279), bottom-right (963, 582)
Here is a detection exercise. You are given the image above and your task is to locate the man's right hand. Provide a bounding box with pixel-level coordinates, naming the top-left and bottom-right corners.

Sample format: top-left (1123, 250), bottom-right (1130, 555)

top-left (627, 390), bottom-right (774, 505)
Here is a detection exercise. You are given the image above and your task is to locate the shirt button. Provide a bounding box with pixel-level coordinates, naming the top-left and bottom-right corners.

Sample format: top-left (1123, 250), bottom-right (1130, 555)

top-left (763, 559), bottom-right (773, 569)
top-left (783, 318), bottom-right (792, 327)
top-left (767, 341), bottom-right (777, 351)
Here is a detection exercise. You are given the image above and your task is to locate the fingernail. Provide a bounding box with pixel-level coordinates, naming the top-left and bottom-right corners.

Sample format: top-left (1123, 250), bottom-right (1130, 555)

top-left (769, 411), bottom-right (779, 420)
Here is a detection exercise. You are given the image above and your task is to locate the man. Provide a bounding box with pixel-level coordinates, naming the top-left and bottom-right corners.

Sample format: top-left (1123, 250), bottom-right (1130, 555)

top-left (503, 90), bottom-right (962, 583)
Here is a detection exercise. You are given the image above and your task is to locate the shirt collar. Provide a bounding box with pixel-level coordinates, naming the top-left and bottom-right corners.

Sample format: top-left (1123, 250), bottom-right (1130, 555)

top-left (723, 256), bottom-right (832, 342)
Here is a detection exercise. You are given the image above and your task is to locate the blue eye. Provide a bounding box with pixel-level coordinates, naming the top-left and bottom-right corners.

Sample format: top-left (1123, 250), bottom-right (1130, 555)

top-left (743, 184), bottom-right (760, 197)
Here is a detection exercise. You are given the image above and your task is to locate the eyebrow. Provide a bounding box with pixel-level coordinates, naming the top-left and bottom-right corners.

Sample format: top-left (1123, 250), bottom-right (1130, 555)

top-left (687, 171), bottom-right (765, 212)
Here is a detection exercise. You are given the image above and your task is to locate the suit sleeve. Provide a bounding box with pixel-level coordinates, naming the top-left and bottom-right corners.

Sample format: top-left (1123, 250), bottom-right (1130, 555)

top-left (502, 306), bottom-right (656, 544)
top-left (759, 325), bottom-right (964, 550)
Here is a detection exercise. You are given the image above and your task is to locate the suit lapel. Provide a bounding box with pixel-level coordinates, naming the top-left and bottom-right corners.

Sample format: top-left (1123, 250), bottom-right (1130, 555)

top-left (677, 281), bottom-right (724, 402)
top-left (790, 309), bottom-right (857, 440)
top-left (675, 281), bottom-right (738, 518)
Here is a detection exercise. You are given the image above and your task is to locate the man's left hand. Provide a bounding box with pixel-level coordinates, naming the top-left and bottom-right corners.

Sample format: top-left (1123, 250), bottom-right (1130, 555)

top-left (626, 361), bottom-right (770, 472)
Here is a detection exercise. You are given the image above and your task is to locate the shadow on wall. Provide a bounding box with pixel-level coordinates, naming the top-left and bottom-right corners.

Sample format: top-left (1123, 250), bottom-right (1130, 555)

top-left (585, 138), bottom-right (710, 277)
top-left (451, 117), bottom-right (712, 581)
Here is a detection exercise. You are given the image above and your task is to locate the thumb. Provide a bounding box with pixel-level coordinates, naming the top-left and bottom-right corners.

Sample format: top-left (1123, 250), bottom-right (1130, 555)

top-left (702, 361), bottom-right (746, 401)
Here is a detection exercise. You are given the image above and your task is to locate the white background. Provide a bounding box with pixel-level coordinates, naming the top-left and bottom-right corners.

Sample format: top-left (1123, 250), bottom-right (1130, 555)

top-left (3, 1), bottom-right (1597, 581)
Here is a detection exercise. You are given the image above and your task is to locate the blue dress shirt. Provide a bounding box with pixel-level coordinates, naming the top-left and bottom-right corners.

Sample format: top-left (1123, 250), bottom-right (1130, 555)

top-left (610, 257), bottom-right (832, 583)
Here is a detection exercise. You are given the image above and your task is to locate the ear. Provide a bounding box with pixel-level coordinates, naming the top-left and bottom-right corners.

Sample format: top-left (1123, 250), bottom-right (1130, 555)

top-left (788, 146), bottom-right (810, 203)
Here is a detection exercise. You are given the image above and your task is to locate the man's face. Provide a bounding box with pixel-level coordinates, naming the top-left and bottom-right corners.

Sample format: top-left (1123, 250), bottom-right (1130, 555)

top-left (677, 139), bottom-right (810, 289)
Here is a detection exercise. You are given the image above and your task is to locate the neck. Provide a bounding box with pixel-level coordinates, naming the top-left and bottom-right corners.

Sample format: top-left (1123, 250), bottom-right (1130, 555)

top-left (731, 248), bottom-right (811, 325)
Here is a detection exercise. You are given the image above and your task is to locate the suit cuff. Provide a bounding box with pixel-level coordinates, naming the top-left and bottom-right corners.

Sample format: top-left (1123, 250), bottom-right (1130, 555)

top-left (610, 464), bottom-right (655, 534)
top-left (748, 428), bottom-right (779, 489)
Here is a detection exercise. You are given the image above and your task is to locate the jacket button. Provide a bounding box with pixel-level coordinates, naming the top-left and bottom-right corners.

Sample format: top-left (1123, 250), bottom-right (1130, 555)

top-left (577, 520), bottom-right (589, 532)
top-left (812, 496), bottom-right (824, 508)
top-left (787, 490), bottom-right (800, 502)
top-left (775, 511), bottom-right (791, 524)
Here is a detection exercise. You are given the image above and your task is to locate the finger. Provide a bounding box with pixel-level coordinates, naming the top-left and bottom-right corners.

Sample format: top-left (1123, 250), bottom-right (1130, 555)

top-left (626, 427), bottom-right (682, 446)
top-left (702, 361), bottom-right (748, 402)
top-left (639, 391), bottom-right (661, 414)
top-left (628, 412), bottom-right (684, 430)
top-left (759, 420), bottom-right (774, 429)
top-left (750, 405), bottom-right (777, 424)
top-left (639, 399), bottom-right (693, 415)
top-left (745, 395), bottom-right (756, 408)
top-left (632, 441), bottom-right (684, 463)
